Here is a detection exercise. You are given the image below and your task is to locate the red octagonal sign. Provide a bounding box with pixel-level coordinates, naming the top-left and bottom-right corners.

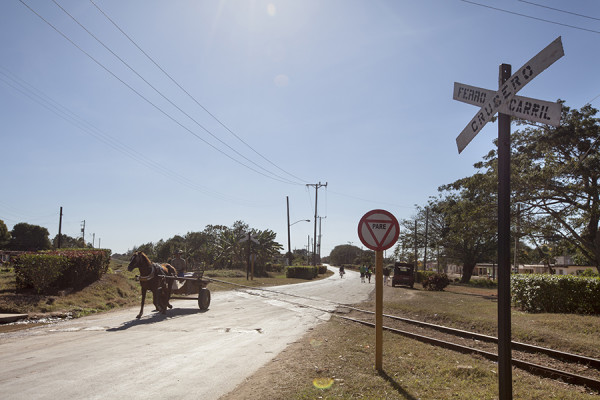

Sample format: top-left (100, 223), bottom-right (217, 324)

top-left (357, 209), bottom-right (400, 251)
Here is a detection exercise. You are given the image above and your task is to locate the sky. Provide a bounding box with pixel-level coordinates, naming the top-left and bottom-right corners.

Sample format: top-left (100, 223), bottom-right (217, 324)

top-left (1, 0), bottom-right (599, 258)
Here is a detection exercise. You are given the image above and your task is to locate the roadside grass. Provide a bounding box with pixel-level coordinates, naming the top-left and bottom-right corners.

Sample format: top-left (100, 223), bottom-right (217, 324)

top-left (378, 284), bottom-right (600, 358)
top-left (223, 317), bottom-right (598, 400)
top-left (0, 261), bottom-right (333, 317)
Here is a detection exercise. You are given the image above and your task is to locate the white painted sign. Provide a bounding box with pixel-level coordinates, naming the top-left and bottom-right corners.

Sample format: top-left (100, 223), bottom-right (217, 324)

top-left (455, 36), bottom-right (564, 153)
top-left (357, 209), bottom-right (399, 252)
top-left (453, 82), bottom-right (561, 126)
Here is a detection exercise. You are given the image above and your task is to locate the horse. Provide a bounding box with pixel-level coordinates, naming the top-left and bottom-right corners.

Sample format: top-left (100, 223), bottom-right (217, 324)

top-left (127, 251), bottom-right (177, 319)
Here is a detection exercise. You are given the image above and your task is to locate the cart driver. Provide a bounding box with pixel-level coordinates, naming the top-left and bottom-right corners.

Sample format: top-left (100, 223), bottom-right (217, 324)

top-left (171, 250), bottom-right (187, 278)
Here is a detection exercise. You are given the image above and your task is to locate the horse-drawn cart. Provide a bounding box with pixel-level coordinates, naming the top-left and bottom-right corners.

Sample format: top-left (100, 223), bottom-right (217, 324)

top-left (167, 271), bottom-right (211, 310)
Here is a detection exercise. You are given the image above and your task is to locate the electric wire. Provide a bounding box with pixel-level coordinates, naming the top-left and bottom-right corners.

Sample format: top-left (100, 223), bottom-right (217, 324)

top-left (0, 65), bottom-right (264, 206)
top-left (89, 0), bottom-right (307, 185)
top-left (49, 0), bottom-right (301, 186)
top-left (18, 0), bottom-right (297, 186)
top-left (460, 0), bottom-right (600, 34)
top-left (518, 0), bottom-right (600, 22)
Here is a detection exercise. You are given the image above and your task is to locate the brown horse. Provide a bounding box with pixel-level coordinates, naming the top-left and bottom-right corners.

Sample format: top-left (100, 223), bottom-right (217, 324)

top-left (127, 251), bottom-right (177, 319)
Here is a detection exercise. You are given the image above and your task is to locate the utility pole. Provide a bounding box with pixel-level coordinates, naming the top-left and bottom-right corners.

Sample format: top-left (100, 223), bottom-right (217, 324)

top-left (81, 220), bottom-right (86, 244)
top-left (306, 182), bottom-right (327, 266)
top-left (307, 235), bottom-right (310, 265)
top-left (58, 207), bottom-right (63, 248)
top-left (414, 219), bottom-right (418, 269)
top-left (424, 208), bottom-right (429, 271)
top-left (92, 233), bottom-right (95, 248)
top-left (317, 216), bottom-right (326, 261)
top-left (287, 196), bottom-right (291, 265)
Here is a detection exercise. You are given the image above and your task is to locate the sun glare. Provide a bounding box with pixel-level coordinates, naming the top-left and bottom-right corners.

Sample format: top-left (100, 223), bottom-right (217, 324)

top-left (267, 3), bottom-right (276, 17)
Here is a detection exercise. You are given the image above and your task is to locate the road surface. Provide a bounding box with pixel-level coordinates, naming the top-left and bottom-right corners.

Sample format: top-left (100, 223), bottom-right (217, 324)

top-left (0, 266), bottom-right (372, 399)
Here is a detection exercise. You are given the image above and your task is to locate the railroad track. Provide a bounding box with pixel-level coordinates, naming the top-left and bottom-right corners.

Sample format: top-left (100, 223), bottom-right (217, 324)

top-left (206, 277), bottom-right (600, 391)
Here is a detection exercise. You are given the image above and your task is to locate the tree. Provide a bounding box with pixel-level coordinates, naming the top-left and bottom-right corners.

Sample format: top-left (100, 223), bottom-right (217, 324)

top-left (52, 234), bottom-right (85, 249)
top-left (328, 244), bottom-right (362, 266)
top-left (479, 103), bottom-right (600, 269)
top-left (0, 220), bottom-right (10, 249)
top-left (437, 173), bottom-right (498, 283)
top-left (8, 222), bottom-right (52, 251)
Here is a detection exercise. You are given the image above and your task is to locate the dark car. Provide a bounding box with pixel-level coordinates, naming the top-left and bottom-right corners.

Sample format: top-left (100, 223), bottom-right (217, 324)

top-left (391, 262), bottom-right (414, 288)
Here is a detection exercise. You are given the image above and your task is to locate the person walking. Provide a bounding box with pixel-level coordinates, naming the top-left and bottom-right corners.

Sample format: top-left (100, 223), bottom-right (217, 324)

top-left (359, 265), bottom-right (366, 283)
top-left (366, 266), bottom-right (372, 283)
top-left (383, 265), bottom-right (391, 286)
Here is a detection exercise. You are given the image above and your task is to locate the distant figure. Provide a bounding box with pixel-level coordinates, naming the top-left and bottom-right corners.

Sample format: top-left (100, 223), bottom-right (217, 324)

top-left (366, 266), bottom-right (372, 283)
top-left (359, 265), bottom-right (366, 283)
top-left (383, 266), bottom-right (391, 286)
top-left (339, 265), bottom-right (345, 278)
top-left (171, 250), bottom-right (187, 278)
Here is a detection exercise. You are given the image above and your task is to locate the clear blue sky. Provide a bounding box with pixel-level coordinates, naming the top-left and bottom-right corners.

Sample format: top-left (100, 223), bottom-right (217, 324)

top-left (1, 0), bottom-right (599, 257)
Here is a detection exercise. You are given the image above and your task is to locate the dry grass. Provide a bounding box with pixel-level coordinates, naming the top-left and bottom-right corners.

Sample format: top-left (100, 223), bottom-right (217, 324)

top-left (223, 317), bottom-right (598, 399)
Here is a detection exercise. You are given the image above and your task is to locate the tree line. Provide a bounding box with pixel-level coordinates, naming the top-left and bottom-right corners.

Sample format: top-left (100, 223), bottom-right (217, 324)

top-left (395, 102), bottom-right (599, 282)
top-left (327, 103), bottom-right (599, 283)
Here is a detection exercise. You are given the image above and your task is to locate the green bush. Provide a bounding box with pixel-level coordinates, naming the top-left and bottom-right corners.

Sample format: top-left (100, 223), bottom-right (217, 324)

top-left (13, 249), bottom-right (110, 294)
top-left (468, 278), bottom-right (498, 288)
top-left (14, 253), bottom-right (69, 293)
top-left (416, 270), bottom-right (436, 284)
top-left (422, 273), bottom-right (450, 291)
top-left (511, 274), bottom-right (600, 314)
top-left (318, 265), bottom-right (328, 275)
top-left (266, 263), bottom-right (284, 273)
top-left (286, 265), bottom-right (318, 279)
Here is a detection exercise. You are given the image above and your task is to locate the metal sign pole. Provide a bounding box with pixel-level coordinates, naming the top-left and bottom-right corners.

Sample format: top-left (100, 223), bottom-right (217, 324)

top-left (497, 63), bottom-right (513, 400)
top-left (375, 249), bottom-right (383, 372)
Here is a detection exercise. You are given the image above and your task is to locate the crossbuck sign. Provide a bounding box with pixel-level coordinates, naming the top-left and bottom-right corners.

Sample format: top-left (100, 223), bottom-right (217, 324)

top-left (455, 36), bottom-right (564, 153)
top-left (454, 36), bottom-right (564, 400)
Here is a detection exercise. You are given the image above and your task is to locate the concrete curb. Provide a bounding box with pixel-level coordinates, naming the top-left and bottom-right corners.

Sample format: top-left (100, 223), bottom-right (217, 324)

top-left (0, 314), bottom-right (28, 324)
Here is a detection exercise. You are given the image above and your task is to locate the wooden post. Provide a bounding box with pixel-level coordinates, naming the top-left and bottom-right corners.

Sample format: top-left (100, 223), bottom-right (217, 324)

top-left (498, 63), bottom-right (513, 400)
top-left (375, 250), bottom-right (383, 371)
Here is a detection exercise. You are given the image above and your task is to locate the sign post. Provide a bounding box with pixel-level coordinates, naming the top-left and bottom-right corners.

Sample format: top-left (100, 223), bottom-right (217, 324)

top-left (453, 37), bottom-right (564, 400)
top-left (358, 209), bottom-right (400, 372)
top-left (239, 233), bottom-right (259, 280)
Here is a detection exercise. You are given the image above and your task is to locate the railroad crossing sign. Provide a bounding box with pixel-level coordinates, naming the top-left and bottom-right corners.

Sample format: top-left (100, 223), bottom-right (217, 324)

top-left (453, 82), bottom-right (561, 126)
top-left (455, 36), bottom-right (564, 153)
top-left (454, 36), bottom-right (564, 400)
top-left (357, 209), bottom-right (399, 252)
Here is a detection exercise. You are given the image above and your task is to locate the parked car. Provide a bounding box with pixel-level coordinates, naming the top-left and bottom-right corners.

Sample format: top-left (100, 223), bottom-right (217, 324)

top-left (391, 262), bottom-right (414, 288)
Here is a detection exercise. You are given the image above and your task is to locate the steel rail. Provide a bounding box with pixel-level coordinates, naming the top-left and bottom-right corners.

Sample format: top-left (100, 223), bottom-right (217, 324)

top-left (341, 306), bottom-right (600, 369)
top-left (202, 277), bottom-right (600, 389)
top-left (340, 315), bottom-right (600, 391)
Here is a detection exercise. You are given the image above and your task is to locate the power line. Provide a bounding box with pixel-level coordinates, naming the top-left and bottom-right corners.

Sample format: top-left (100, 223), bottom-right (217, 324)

top-left (89, 0), bottom-right (307, 185)
top-left (460, 0), bottom-right (600, 34)
top-left (49, 0), bottom-right (301, 186)
top-left (18, 0), bottom-right (299, 185)
top-left (518, 0), bottom-right (600, 22)
top-left (0, 65), bottom-right (265, 206)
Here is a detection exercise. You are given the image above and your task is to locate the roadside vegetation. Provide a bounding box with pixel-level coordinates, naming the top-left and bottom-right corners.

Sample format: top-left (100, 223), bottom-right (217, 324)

top-left (0, 258), bottom-right (331, 321)
top-left (223, 283), bottom-right (600, 400)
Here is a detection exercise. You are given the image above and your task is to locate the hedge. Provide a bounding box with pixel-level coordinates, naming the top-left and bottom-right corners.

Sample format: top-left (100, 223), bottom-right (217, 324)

top-left (422, 273), bottom-right (450, 291)
top-left (511, 274), bottom-right (600, 314)
top-left (286, 265), bottom-right (318, 280)
top-left (13, 248), bottom-right (111, 294)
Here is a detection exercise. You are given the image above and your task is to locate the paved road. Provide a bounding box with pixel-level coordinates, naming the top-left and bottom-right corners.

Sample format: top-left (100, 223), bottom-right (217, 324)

top-left (0, 266), bottom-right (372, 399)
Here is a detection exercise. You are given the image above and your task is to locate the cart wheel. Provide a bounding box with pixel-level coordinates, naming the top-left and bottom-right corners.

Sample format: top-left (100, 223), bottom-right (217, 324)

top-left (198, 288), bottom-right (211, 310)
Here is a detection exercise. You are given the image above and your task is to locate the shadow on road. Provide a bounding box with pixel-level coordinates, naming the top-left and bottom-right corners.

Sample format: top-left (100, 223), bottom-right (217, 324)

top-left (107, 307), bottom-right (208, 331)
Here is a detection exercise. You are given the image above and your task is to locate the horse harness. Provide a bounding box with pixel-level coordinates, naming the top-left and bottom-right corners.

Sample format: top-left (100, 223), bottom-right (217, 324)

top-left (139, 262), bottom-right (169, 282)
